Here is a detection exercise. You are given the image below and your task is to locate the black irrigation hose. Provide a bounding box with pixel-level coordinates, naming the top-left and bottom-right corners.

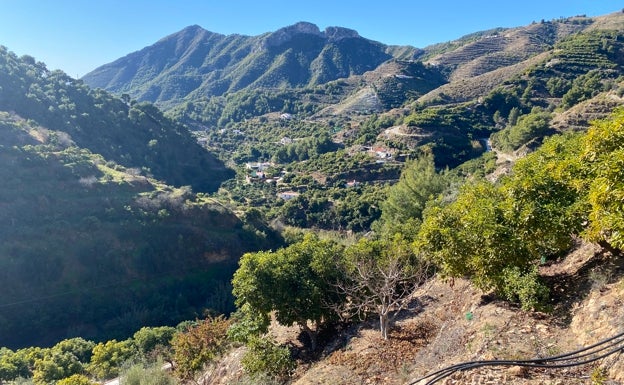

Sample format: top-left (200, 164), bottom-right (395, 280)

top-left (410, 329), bottom-right (624, 385)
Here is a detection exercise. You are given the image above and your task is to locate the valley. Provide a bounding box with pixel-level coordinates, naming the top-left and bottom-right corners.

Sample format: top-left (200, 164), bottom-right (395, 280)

top-left (1, 9), bottom-right (624, 385)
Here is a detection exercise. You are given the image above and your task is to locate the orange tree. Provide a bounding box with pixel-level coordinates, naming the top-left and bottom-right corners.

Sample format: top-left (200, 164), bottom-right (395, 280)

top-left (582, 108), bottom-right (624, 251)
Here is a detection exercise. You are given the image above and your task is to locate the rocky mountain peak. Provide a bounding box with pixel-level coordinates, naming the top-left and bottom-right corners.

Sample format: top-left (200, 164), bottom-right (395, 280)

top-left (324, 26), bottom-right (360, 41)
top-left (263, 21), bottom-right (323, 48)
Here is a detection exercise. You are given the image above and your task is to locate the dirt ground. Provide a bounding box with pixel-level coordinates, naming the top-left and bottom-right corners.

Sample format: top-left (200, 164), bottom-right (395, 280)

top-left (203, 240), bottom-right (624, 385)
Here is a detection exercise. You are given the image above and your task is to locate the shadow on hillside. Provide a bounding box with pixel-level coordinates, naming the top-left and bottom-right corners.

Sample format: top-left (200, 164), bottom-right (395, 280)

top-left (542, 243), bottom-right (624, 328)
top-left (289, 296), bottom-right (433, 362)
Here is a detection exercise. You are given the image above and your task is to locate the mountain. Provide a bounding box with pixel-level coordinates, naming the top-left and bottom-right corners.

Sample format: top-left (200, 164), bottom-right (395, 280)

top-left (0, 47), bottom-right (234, 193)
top-left (89, 13), bottom-right (624, 232)
top-left (82, 22), bottom-right (420, 107)
top-left (0, 47), bottom-right (277, 348)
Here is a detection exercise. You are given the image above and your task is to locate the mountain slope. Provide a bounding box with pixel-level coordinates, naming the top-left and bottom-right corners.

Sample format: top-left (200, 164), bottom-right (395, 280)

top-left (0, 46), bottom-right (233, 192)
top-left (82, 22), bottom-right (419, 107)
top-left (0, 48), bottom-right (276, 348)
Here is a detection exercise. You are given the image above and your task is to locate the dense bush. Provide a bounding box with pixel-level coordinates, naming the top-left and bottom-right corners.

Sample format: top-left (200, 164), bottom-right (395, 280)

top-left (240, 337), bottom-right (295, 382)
top-left (490, 108), bottom-right (553, 152)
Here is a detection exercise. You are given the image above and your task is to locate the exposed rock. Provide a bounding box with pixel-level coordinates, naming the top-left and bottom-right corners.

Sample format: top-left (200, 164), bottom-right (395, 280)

top-left (262, 22), bottom-right (323, 48)
top-left (324, 26), bottom-right (360, 41)
top-left (507, 365), bottom-right (529, 378)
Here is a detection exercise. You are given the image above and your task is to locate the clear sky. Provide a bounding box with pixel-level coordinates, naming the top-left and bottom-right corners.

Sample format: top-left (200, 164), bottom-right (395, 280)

top-left (0, 0), bottom-right (621, 78)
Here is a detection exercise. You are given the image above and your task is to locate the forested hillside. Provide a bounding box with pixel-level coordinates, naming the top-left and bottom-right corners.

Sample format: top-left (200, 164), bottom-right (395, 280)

top-left (0, 46), bottom-right (233, 193)
top-left (0, 48), bottom-right (277, 348)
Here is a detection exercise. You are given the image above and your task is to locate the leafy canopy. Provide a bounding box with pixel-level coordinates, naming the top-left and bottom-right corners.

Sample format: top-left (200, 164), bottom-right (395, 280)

top-left (232, 234), bottom-right (345, 350)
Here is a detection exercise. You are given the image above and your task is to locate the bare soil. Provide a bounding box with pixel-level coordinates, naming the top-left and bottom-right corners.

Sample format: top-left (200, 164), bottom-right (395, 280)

top-left (201, 240), bottom-right (624, 385)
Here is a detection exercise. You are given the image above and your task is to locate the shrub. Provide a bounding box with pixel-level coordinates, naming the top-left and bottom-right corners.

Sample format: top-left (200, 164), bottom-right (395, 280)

top-left (56, 374), bottom-right (94, 385)
top-left (500, 267), bottom-right (549, 311)
top-left (241, 337), bottom-right (295, 381)
top-left (120, 362), bottom-right (176, 385)
top-left (171, 316), bottom-right (230, 381)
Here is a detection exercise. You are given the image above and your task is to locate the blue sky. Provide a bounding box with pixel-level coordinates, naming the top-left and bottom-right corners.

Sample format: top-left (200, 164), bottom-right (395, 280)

top-left (0, 0), bottom-right (620, 78)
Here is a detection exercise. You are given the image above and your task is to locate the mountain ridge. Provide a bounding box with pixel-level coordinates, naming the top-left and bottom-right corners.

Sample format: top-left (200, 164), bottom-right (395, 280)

top-left (82, 22), bottom-right (419, 106)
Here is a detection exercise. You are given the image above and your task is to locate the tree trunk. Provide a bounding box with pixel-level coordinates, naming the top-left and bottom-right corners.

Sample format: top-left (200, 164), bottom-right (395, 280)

top-left (300, 322), bottom-right (318, 351)
top-left (598, 240), bottom-right (621, 256)
top-left (380, 313), bottom-right (389, 340)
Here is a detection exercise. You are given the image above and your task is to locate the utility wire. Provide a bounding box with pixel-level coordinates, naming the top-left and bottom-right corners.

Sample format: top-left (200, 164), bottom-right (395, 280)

top-left (410, 329), bottom-right (624, 385)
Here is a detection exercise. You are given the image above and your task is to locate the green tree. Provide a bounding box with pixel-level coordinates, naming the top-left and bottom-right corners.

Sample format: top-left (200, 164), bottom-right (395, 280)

top-left (32, 350), bottom-right (83, 385)
top-left (232, 234), bottom-right (345, 351)
top-left (378, 153), bottom-right (447, 236)
top-left (226, 303), bottom-right (271, 344)
top-left (56, 374), bottom-right (94, 385)
top-left (52, 338), bottom-right (95, 365)
top-left (502, 133), bottom-right (587, 259)
top-left (491, 108), bottom-right (552, 152)
top-left (507, 107), bottom-right (520, 127)
top-left (0, 348), bottom-right (30, 382)
top-left (87, 339), bottom-right (136, 380)
top-left (240, 337), bottom-right (295, 381)
top-left (133, 326), bottom-right (176, 361)
top-left (416, 181), bottom-right (548, 309)
top-left (582, 108), bottom-right (624, 250)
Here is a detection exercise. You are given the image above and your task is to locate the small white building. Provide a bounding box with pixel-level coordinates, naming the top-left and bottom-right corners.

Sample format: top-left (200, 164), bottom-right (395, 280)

top-left (278, 191), bottom-right (300, 201)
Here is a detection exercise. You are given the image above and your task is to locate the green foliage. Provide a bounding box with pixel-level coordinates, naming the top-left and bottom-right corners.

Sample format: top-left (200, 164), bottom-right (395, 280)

top-left (491, 108), bottom-right (553, 152)
top-left (88, 339), bottom-right (136, 380)
top-left (23, 338), bottom-right (96, 385)
top-left (546, 77), bottom-right (572, 97)
top-left (240, 337), bottom-right (295, 382)
top-left (0, 50), bottom-right (265, 348)
top-left (277, 185), bottom-right (386, 232)
top-left (226, 304), bottom-right (271, 345)
top-left (499, 267), bottom-right (549, 311)
top-left (582, 108), bottom-right (624, 250)
top-left (415, 107), bottom-right (624, 308)
top-left (378, 153), bottom-right (447, 235)
top-left (272, 132), bottom-right (338, 163)
top-left (170, 316), bottom-right (230, 381)
top-left (232, 234), bottom-right (345, 350)
top-left (483, 87), bottom-right (522, 118)
top-left (0, 348), bottom-right (31, 381)
top-left (132, 327), bottom-right (176, 359)
top-left (0, 47), bottom-right (233, 193)
top-left (590, 366), bottom-right (608, 385)
top-left (502, 133), bottom-right (587, 258)
top-left (452, 151), bottom-right (498, 179)
top-left (32, 350), bottom-right (83, 385)
top-left (56, 374), bottom-right (95, 385)
top-left (561, 70), bottom-right (610, 109)
top-left (417, 181), bottom-right (524, 291)
top-left (121, 362), bottom-right (177, 385)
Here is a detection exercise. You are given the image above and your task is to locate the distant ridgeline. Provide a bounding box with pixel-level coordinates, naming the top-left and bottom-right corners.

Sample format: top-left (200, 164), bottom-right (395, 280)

top-left (82, 22), bottom-right (421, 107)
top-left (0, 47), bottom-right (279, 348)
